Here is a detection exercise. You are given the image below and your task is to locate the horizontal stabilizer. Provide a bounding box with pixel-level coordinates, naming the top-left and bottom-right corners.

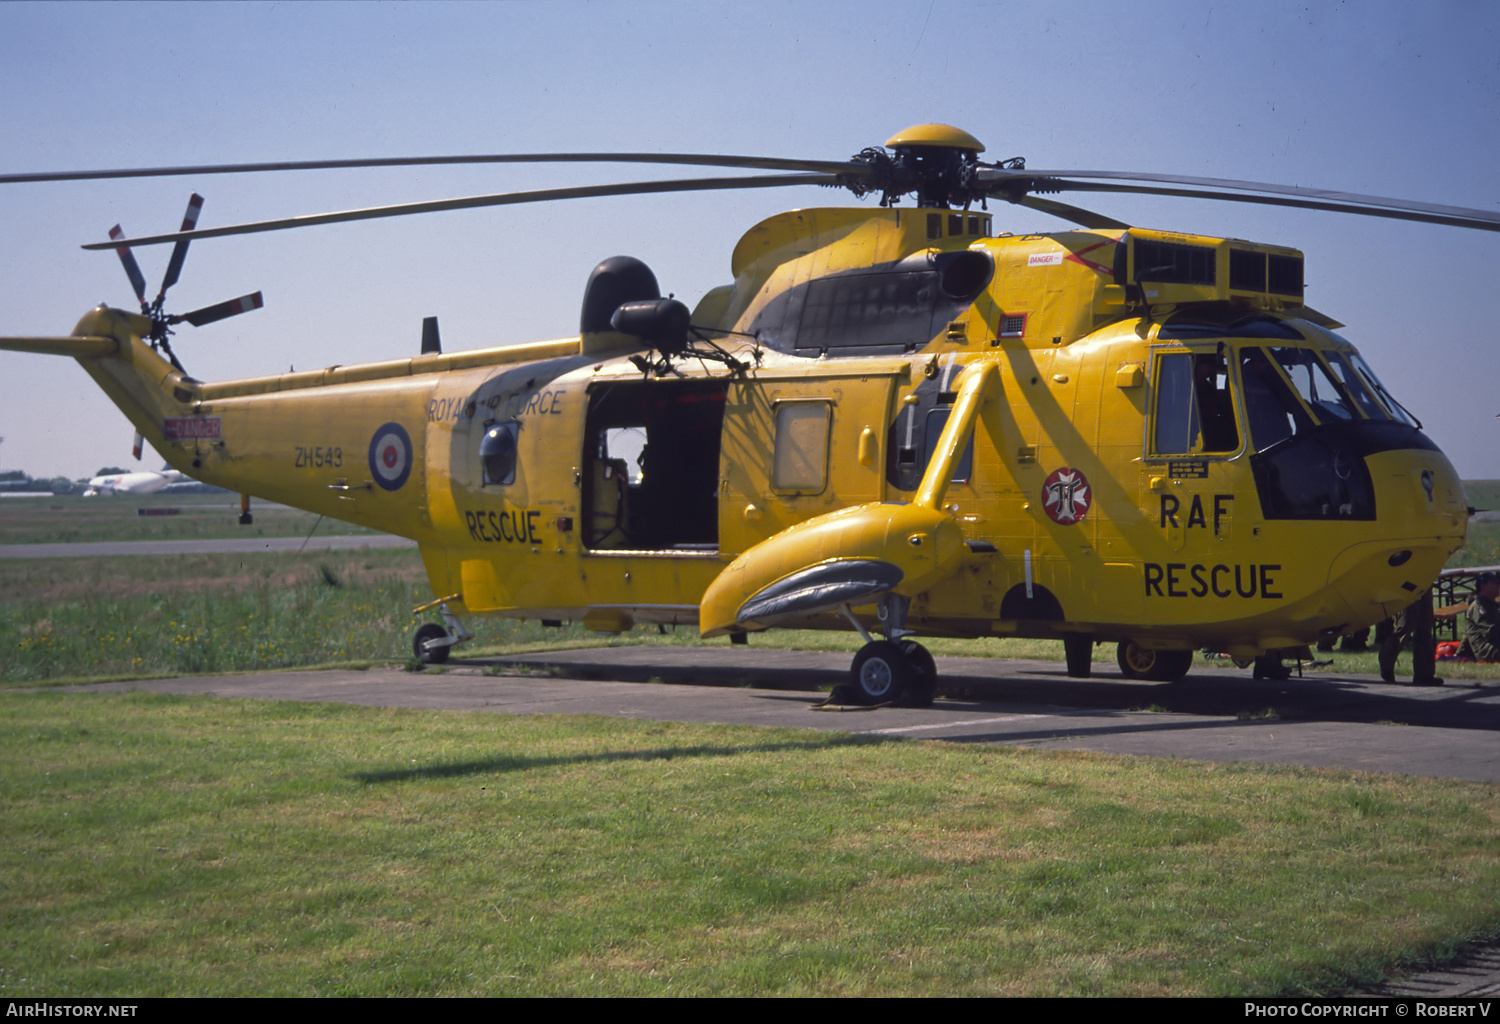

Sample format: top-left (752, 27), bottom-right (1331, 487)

top-left (0, 335), bottom-right (118, 357)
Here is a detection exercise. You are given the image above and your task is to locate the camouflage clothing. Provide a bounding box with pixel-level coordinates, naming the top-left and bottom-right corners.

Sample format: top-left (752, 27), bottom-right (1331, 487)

top-left (1459, 595), bottom-right (1500, 663)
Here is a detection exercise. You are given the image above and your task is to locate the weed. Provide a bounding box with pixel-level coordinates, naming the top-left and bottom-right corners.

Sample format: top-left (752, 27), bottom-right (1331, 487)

top-left (1237, 707), bottom-right (1282, 721)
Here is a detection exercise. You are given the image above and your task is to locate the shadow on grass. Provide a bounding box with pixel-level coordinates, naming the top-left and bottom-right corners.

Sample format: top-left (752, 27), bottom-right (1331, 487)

top-left (352, 733), bottom-right (898, 784)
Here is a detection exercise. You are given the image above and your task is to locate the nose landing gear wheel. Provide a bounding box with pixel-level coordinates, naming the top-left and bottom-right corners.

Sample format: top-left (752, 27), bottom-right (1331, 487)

top-left (414, 622), bottom-right (451, 664)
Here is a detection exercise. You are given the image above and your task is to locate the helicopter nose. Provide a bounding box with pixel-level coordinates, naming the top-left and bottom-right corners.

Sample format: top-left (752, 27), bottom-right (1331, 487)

top-left (1324, 448), bottom-right (1467, 620)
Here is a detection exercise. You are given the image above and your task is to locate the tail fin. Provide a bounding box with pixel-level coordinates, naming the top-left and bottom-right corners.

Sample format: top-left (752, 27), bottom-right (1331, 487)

top-left (1, 306), bottom-right (198, 471)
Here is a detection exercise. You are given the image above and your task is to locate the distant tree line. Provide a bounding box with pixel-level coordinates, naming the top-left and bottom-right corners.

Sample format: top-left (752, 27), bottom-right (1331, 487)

top-left (0, 469), bottom-right (227, 495)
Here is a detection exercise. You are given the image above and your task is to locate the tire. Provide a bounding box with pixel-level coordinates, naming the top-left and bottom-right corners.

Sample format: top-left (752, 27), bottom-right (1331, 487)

top-left (897, 640), bottom-right (937, 708)
top-left (850, 640), bottom-right (911, 705)
top-left (1116, 641), bottom-right (1192, 681)
top-left (1252, 654), bottom-right (1291, 680)
top-left (414, 622), bottom-right (450, 664)
top-left (1064, 636), bottom-right (1093, 678)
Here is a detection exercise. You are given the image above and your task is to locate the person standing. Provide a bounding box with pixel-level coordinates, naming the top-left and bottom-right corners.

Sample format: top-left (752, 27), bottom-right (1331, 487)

top-left (1379, 587), bottom-right (1442, 686)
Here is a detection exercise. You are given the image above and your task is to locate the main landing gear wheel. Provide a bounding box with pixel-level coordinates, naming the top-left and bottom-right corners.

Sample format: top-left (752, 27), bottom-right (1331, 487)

top-left (413, 622), bottom-right (450, 665)
top-left (847, 639), bottom-right (938, 707)
top-left (1116, 641), bottom-right (1192, 682)
top-left (1251, 654), bottom-right (1292, 680)
top-left (1064, 636), bottom-right (1093, 678)
top-left (898, 639), bottom-right (937, 708)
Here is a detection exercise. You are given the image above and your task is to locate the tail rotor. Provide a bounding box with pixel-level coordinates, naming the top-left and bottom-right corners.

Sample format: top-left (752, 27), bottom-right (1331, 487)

top-left (106, 194), bottom-right (263, 375)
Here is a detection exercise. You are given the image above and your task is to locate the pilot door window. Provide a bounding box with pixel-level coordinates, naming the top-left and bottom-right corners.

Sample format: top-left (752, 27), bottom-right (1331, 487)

top-left (887, 399), bottom-right (975, 491)
top-left (921, 407), bottom-right (974, 483)
top-left (772, 401), bottom-right (831, 494)
top-left (1150, 351), bottom-right (1240, 457)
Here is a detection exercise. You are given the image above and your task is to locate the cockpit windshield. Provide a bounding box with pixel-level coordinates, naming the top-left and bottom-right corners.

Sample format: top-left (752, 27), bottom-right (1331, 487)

top-left (1297, 321), bottom-right (1422, 428)
top-left (1345, 350), bottom-right (1421, 428)
top-left (1269, 347), bottom-right (1357, 423)
top-left (1322, 351), bottom-right (1389, 421)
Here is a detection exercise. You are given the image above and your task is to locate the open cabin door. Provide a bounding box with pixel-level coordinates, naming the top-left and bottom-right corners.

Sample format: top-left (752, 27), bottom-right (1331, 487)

top-left (581, 377), bottom-right (728, 553)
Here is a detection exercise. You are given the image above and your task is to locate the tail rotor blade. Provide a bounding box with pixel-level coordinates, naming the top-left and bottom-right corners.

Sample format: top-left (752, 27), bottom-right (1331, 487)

top-left (171, 291), bottom-right (263, 327)
top-left (158, 193), bottom-right (204, 300)
top-left (109, 225), bottom-right (150, 310)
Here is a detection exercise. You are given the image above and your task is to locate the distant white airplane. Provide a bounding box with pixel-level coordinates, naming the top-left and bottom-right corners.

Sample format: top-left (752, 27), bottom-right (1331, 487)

top-left (82, 468), bottom-right (185, 497)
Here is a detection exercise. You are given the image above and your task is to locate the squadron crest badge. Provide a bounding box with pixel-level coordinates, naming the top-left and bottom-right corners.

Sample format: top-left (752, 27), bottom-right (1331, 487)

top-left (1042, 467), bottom-right (1091, 524)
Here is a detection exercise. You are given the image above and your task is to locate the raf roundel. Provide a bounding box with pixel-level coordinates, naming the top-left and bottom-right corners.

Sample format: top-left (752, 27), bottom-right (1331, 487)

top-left (368, 422), bottom-right (414, 491)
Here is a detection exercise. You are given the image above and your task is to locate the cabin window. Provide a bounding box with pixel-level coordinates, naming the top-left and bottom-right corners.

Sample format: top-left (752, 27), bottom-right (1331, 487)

top-left (480, 423), bottom-right (519, 485)
top-left (887, 397), bottom-right (976, 491)
top-left (773, 401), bottom-right (831, 493)
top-left (1151, 351), bottom-right (1239, 456)
top-left (600, 427), bottom-right (646, 484)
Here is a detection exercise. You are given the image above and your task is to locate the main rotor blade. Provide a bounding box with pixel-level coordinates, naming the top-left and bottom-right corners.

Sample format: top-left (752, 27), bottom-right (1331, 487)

top-left (84, 173), bottom-right (837, 248)
top-left (1005, 195), bottom-right (1129, 230)
top-left (5, 152), bottom-right (867, 185)
top-left (988, 167), bottom-right (1500, 233)
top-left (158, 193), bottom-right (204, 299)
top-left (1018, 178), bottom-right (1500, 233)
top-left (108, 226), bottom-right (149, 309)
top-left (170, 291), bottom-right (263, 327)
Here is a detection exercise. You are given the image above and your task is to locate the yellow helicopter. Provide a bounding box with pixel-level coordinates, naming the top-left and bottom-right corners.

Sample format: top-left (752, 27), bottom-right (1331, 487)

top-left (3, 124), bottom-right (1493, 704)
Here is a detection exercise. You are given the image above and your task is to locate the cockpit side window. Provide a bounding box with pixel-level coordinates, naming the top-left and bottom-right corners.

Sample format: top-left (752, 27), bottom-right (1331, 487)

top-left (1152, 353), bottom-right (1198, 455)
top-left (1239, 347), bottom-right (1313, 452)
top-left (1151, 350), bottom-right (1239, 456)
top-left (1193, 351), bottom-right (1240, 453)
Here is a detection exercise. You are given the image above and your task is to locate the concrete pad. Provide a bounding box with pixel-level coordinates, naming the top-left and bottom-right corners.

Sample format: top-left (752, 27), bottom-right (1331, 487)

top-left (76, 644), bottom-right (1500, 783)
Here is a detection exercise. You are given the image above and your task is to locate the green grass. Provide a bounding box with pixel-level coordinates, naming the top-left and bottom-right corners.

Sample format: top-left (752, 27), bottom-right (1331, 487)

top-left (1, 548), bottom-right (438, 683)
top-left (2, 485), bottom-right (1498, 997)
top-left (2, 691), bottom-right (1496, 997)
top-left (1452, 515), bottom-right (1500, 569)
top-left (0, 492), bottom-right (379, 545)
top-left (1464, 480), bottom-right (1500, 512)
top-left (5, 540), bottom-right (1498, 686)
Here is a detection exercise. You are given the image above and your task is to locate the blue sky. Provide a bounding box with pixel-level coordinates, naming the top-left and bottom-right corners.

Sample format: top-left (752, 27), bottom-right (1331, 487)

top-left (2, 0), bottom-right (1497, 480)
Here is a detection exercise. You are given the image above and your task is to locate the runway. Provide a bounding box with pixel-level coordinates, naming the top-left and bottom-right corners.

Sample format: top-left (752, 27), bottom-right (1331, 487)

top-left (78, 644), bottom-right (1500, 783)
